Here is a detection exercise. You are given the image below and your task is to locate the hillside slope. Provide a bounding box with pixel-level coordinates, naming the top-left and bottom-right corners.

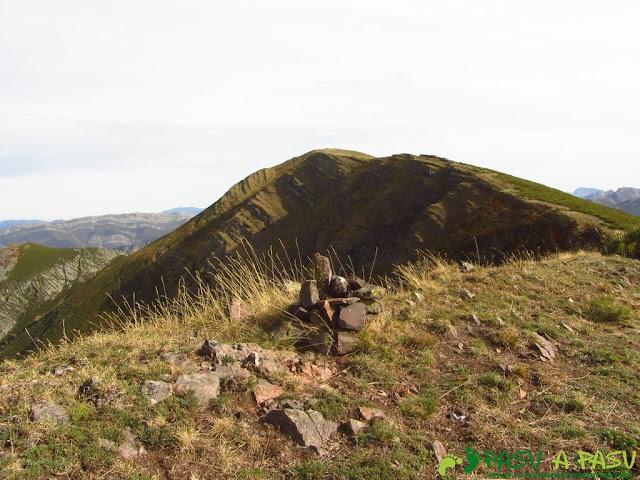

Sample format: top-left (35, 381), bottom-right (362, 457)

top-left (0, 212), bottom-right (193, 254)
top-left (3, 149), bottom-right (639, 358)
top-left (0, 250), bottom-right (638, 479)
top-left (0, 244), bottom-right (123, 343)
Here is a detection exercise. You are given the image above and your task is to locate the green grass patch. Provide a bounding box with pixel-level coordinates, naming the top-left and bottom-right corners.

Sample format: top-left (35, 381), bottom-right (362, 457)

top-left (598, 429), bottom-right (639, 450)
top-left (312, 389), bottom-right (350, 421)
top-left (479, 371), bottom-right (513, 392)
top-left (608, 227), bottom-right (640, 258)
top-left (584, 296), bottom-right (632, 323)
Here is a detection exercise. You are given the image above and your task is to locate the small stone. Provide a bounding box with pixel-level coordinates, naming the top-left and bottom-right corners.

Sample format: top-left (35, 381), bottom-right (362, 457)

top-left (468, 314), bottom-right (481, 326)
top-left (30, 403), bottom-right (69, 425)
top-left (412, 292), bottom-right (426, 303)
top-left (358, 406), bottom-right (385, 422)
top-left (338, 302), bottom-right (367, 331)
top-left (247, 352), bottom-right (260, 367)
top-left (460, 261), bottom-right (475, 273)
top-left (459, 289), bottom-right (475, 300)
top-left (335, 330), bottom-right (359, 355)
top-left (497, 316), bottom-right (506, 326)
top-left (161, 352), bottom-right (191, 367)
top-left (352, 285), bottom-right (386, 301)
top-left (328, 276), bottom-right (349, 298)
top-left (198, 340), bottom-right (245, 364)
top-left (310, 330), bottom-right (334, 355)
top-left (52, 365), bottom-right (74, 376)
top-left (140, 380), bottom-right (172, 406)
top-left (340, 419), bottom-right (367, 436)
top-left (290, 305), bottom-right (309, 322)
top-left (253, 379), bottom-right (284, 405)
top-left (346, 275), bottom-right (366, 290)
top-left (299, 280), bottom-right (320, 309)
top-left (432, 440), bottom-right (447, 463)
top-left (119, 428), bottom-right (146, 460)
top-left (327, 297), bottom-right (360, 306)
top-left (229, 296), bottom-right (252, 320)
top-left (174, 372), bottom-right (221, 408)
top-left (282, 399), bottom-right (305, 410)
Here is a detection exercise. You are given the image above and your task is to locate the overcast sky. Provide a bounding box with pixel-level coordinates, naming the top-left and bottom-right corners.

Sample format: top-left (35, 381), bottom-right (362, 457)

top-left (1, 1), bottom-right (639, 220)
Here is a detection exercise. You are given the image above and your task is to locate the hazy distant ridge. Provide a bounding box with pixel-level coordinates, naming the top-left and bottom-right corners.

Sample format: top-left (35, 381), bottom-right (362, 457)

top-left (0, 220), bottom-right (46, 229)
top-left (0, 212), bottom-right (195, 253)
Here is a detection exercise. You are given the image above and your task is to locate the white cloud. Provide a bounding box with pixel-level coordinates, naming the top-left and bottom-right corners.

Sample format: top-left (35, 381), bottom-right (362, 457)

top-left (1, 1), bottom-right (639, 218)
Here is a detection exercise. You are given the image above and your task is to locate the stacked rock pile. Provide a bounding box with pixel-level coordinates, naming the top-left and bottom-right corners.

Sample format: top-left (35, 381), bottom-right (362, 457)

top-left (284, 253), bottom-right (385, 356)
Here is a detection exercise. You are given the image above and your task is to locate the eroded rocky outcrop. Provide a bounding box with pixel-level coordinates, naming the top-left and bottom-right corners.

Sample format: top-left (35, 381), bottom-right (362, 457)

top-left (0, 244), bottom-right (122, 341)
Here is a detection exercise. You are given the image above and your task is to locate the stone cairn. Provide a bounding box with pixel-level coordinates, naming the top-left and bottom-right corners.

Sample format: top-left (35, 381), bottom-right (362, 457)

top-left (284, 253), bottom-right (385, 356)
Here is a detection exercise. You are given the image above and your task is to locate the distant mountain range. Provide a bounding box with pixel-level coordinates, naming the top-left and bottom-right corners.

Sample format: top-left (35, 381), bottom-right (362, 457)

top-left (3, 148), bottom-right (639, 358)
top-left (573, 187), bottom-right (640, 217)
top-left (0, 208), bottom-right (204, 253)
top-left (162, 207), bottom-right (204, 215)
top-left (0, 220), bottom-right (47, 229)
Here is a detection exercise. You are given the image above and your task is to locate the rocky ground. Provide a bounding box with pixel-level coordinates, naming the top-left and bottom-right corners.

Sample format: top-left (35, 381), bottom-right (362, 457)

top-left (0, 250), bottom-right (639, 479)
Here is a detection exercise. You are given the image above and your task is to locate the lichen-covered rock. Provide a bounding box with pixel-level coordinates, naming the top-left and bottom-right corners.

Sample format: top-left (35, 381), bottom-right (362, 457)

top-left (313, 253), bottom-right (332, 293)
top-left (30, 402), bottom-right (69, 425)
top-left (174, 372), bottom-right (221, 408)
top-left (352, 285), bottom-right (386, 301)
top-left (140, 380), bottom-right (172, 406)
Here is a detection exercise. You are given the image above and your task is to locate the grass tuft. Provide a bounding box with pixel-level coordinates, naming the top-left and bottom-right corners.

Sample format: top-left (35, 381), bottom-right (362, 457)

top-left (584, 296), bottom-right (632, 323)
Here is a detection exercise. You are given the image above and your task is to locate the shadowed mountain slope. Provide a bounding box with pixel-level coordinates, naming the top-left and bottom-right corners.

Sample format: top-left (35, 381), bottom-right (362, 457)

top-left (2, 149), bottom-right (639, 358)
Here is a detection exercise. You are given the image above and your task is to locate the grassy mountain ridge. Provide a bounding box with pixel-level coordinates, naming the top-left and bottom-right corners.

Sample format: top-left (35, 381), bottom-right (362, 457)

top-left (2, 149), bottom-right (639, 358)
